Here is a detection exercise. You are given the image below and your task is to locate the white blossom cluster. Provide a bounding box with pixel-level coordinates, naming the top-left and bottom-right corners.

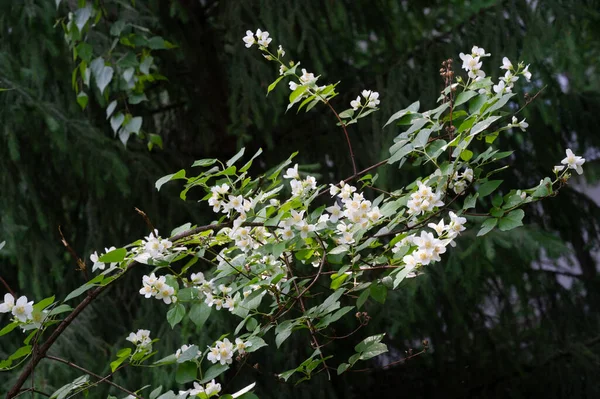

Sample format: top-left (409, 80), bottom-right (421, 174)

top-left (448, 167), bottom-right (474, 194)
top-left (126, 329), bottom-right (152, 352)
top-left (555, 148), bottom-right (586, 175)
top-left (139, 273), bottom-right (177, 304)
top-left (179, 380), bottom-right (221, 398)
top-left (327, 181), bottom-right (382, 246)
top-left (90, 246), bottom-right (117, 272)
top-left (185, 270), bottom-right (241, 313)
top-left (134, 230), bottom-right (182, 265)
top-left (283, 164), bottom-right (318, 198)
top-left (459, 46), bottom-right (490, 81)
top-left (407, 181), bottom-right (445, 216)
top-left (206, 337), bottom-right (252, 365)
top-left (350, 90), bottom-right (380, 110)
top-left (0, 293), bottom-right (34, 323)
top-left (393, 211), bottom-right (466, 273)
top-left (242, 29), bottom-right (272, 48)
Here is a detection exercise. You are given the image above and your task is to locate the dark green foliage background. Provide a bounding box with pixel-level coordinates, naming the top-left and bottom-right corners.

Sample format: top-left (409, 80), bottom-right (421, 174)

top-left (1, 0), bottom-right (599, 397)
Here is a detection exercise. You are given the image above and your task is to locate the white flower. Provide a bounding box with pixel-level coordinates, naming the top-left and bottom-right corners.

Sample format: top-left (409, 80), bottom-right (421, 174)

top-left (553, 165), bottom-right (565, 173)
top-left (297, 222), bottom-right (316, 239)
top-left (522, 64), bottom-right (532, 81)
top-left (90, 251), bottom-right (104, 272)
top-left (471, 46), bottom-right (490, 57)
top-left (205, 380), bottom-right (222, 396)
top-left (189, 382), bottom-right (205, 396)
top-left (155, 284), bottom-right (175, 304)
top-left (242, 30), bottom-right (255, 48)
top-left (403, 254), bottom-right (418, 271)
top-left (190, 272), bottom-right (206, 285)
top-left (493, 80), bottom-right (507, 94)
top-left (299, 69), bottom-right (316, 85)
top-left (127, 329), bottom-right (152, 350)
top-left (0, 293), bottom-right (15, 313)
top-left (510, 116), bottom-right (529, 131)
top-left (235, 337), bottom-right (252, 354)
top-left (207, 338), bottom-right (235, 365)
top-left (448, 211), bottom-right (467, 236)
top-left (326, 203), bottom-right (342, 223)
top-left (289, 81), bottom-right (298, 91)
top-left (279, 65), bottom-right (287, 76)
top-left (279, 227), bottom-right (295, 240)
top-left (329, 184), bottom-right (341, 196)
top-left (459, 53), bottom-right (482, 73)
top-left (139, 284), bottom-right (154, 298)
top-left (255, 29), bottom-right (272, 47)
top-left (12, 296), bottom-right (34, 322)
top-left (350, 96), bottom-right (361, 111)
top-left (561, 149), bottom-right (585, 175)
top-left (283, 164), bottom-right (299, 179)
top-left (277, 45), bottom-right (285, 57)
top-left (365, 91), bottom-right (380, 108)
top-left (500, 57), bottom-right (513, 70)
top-left (427, 219), bottom-right (447, 236)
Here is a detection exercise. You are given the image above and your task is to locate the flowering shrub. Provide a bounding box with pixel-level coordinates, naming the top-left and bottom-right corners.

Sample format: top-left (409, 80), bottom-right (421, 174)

top-left (0, 21), bottom-right (587, 399)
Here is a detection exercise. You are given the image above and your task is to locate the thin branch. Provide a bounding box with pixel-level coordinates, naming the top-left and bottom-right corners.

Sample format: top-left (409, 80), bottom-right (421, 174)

top-left (13, 388), bottom-right (51, 398)
top-left (170, 221), bottom-right (265, 242)
top-left (324, 101), bottom-right (357, 175)
top-left (58, 226), bottom-right (87, 280)
top-left (0, 275), bottom-right (16, 297)
top-left (45, 355), bottom-right (142, 399)
top-left (134, 207), bottom-right (155, 233)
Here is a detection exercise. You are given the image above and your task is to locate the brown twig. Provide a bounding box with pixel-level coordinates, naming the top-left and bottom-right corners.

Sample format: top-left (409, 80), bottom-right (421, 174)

top-left (351, 343), bottom-right (429, 373)
top-left (45, 355), bottom-right (142, 399)
top-left (324, 101), bottom-right (357, 176)
top-left (134, 207), bottom-right (155, 233)
top-left (0, 276), bottom-right (16, 297)
top-left (58, 226), bottom-right (88, 280)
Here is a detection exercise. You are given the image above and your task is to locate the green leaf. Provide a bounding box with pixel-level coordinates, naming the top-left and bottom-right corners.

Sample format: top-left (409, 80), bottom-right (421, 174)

top-left (337, 363), bottom-right (350, 375)
top-left (149, 386), bottom-right (163, 399)
top-left (0, 241), bottom-right (5, 251)
top-left (121, 116), bottom-right (143, 136)
top-left (289, 86), bottom-right (308, 104)
top-left (192, 158), bottom-right (218, 167)
top-left (175, 362), bottom-right (197, 384)
top-left (110, 113), bottom-right (124, 134)
top-left (330, 273), bottom-right (349, 290)
top-left (198, 363), bottom-right (229, 384)
top-left (106, 100), bottom-right (117, 119)
top-left (356, 289), bottom-right (370, 310)
top-left (267, 76), bottom-right (285, 94)
top-left (226, 147), bottom-right (245, 167)
top-left (117, 348), bottom-right (132, 358)
top-left (110, 355), bottom-right (128, 372)
top-left (355, 333), bottom-right (385, 352)
top-left (477, 180), bottom-right (502, 197)
top-left (74, 5), bottom-right (92, 32)
top-left (369, 284), bottom-right (387, 304)
top-left (469, 116), bottom-right (501, 137)
top-left (498, 209), bottom-right (524, 231)
top-left (388, 143), bottom-right (414, 164)
top-left (275, 320), bottom-right (296, 348)
top-left (463, 193), bottom-right (479, 210)
top-left (90, 57), bottom-right (113, 95)
top-left (155, 169), bottom-right (186, 191)
top-left (188, 302), bottom-right (211, 329)
top-left (359, 342), bottom-right (388, 360)
top-left (64, 283), bottom-right (96, 302)
top-left (176, 345), bottom-right (199, 363)
top-left (384, 101), bottom-right (419, 127)
top-left (460, 149), bottom-right (473, 161)
top-left (48, 304), bottom-right (72, 316)
top-left (76, 92), bottom-right (88, 110)
top-left (34, 296), bottom-right (55, 312)
top-left (454, 90), bottom-right (478, 106)
top-left (338, 109), bottom-right (354, 119)
top-left (245, 336), bottom-right (267, 353)
top-left (0, 322), bottom-right (18, 337)
top-left (477, 218), bottom-right (498, 236)
top-left (166, 303), bottom-right (185, 328)
top-left (98, 248), bottom-right (126, 263)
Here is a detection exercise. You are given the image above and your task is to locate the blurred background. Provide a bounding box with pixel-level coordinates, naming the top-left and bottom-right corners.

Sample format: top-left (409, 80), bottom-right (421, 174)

top-left (1, 0), bottom-right (599, 397)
